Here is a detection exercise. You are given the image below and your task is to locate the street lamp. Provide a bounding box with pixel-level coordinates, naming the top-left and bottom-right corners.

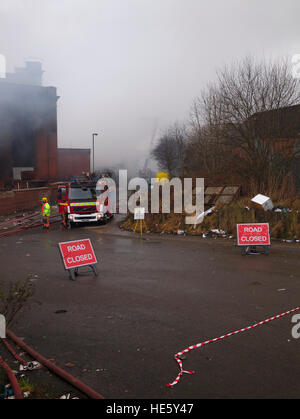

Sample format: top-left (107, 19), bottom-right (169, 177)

top-left (92, 133), bottom-right (98, 174)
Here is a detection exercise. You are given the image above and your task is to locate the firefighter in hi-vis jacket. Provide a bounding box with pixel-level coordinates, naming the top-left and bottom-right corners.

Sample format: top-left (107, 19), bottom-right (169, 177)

top-left (41, 197), bottom-right (51, 231)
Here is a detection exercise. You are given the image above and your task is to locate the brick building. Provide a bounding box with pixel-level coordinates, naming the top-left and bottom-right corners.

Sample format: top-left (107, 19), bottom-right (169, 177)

top-left (0, 61), bottom-right (59, 188)
top-left (58, 148), bottom-right (91, 180)
top-left (251, 105), bottom-right (300, 188)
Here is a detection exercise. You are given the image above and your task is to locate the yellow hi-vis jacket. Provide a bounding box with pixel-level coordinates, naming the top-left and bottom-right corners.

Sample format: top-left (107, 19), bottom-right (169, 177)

top-left (42, 203), bottom-right (51, 217)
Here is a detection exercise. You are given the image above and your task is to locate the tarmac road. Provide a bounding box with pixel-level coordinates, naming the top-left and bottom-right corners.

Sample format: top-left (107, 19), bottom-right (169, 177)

top-left (0, 217), bottom-right (300, 399)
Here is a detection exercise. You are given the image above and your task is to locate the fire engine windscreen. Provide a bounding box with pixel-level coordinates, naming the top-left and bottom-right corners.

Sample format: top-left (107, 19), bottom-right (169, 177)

top-left (69, 187), bottom-right (97, 201)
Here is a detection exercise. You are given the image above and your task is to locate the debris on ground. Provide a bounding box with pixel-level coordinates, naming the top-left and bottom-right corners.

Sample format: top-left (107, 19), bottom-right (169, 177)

top-left (120, 196), bottom-right (300, 240)
top-left (60, 393), bottom-right (79, 399)
top-left (193, 207), bottom-right (215, 228)
top-left (0, 384), bottom-right (14, 399)
top-left (64, 363), bottom-right (75, 368)
top-left (202, 229), bottom-right (227, 238)
top-left (19, 361), bottom-right (42, 372)
top-left (273, 205), bottom-right (293, 214)
top-left (251, 194), bottom-right (274, 211)
top-left (0, 208), bottom-right (61, 239)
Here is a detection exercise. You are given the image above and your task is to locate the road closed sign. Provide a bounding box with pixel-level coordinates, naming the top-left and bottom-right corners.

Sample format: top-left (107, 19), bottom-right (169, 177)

top-left (237, 223), bottom-right (271, 246)
top-left (59, 239), bottom-right (97, 270)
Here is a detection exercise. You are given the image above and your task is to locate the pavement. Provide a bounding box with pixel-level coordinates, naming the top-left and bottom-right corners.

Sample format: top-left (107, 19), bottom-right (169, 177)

top-left (0, 216), bottom-right (300, 399)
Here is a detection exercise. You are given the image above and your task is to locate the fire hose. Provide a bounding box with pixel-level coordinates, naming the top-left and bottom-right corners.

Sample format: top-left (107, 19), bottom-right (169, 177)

top-left (0, 216), bottom-right (61, 238)
top-left (6, 329), bottom-right (104, 399)
top-left (1, 338), bottom-right (27, 366)
top-left (0, 212), bottom-right (39, 228)
top-left (0, 356), bottom-right (23, 399)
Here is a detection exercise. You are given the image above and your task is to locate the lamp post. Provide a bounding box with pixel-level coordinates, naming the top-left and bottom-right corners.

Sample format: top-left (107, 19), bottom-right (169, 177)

top-left (92, 133), bottom-right (98, 174)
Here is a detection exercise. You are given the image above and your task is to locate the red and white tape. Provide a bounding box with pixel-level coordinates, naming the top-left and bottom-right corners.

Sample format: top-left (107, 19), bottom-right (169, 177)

top-left (167, 306), bottom-right (300, 387)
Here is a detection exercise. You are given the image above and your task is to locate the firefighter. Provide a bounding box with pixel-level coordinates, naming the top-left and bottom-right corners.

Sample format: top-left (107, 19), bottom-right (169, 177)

top-left (41, 197), bottom-right (51, 231)
top-left (61, 212), bottom-right (68, 229)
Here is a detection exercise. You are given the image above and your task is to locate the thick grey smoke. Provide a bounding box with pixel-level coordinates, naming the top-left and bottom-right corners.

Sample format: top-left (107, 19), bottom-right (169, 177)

top-left (0, 0), bottom-right (300, 173)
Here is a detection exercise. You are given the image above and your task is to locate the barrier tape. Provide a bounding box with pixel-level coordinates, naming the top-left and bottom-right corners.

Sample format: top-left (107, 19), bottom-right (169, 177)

top-left (167, 306), bottom-right (300, 387)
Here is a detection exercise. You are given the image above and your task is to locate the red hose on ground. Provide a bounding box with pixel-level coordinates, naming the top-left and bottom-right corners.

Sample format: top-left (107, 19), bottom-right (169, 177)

top-left (0, 356), bottom-right (23, 399)
top-left (6, 329), bottom-right (104, 399)
top-left (0, 212), bottom-right (39, 228)
top-left (0, 218), bottom-right (61, 238)
top-left (1, 338), bottom-right (28, 366)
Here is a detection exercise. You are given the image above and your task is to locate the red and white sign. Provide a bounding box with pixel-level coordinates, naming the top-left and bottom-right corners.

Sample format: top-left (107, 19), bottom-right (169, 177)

top-left (59, 239), bottom-right (97, 270)
top-left (237, 223), bottom-right (270, 246)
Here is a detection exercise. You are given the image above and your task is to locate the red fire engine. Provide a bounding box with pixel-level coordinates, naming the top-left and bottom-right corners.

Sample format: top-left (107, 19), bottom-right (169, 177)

top-left (57, 180), bottom-right (108, 228)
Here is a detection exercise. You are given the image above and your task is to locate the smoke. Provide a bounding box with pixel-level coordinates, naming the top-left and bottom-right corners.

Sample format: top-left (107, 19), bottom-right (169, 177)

top-left (0, 0), bottom-right (300, 174)
top-left (0, 72), bottom-right (58, 183)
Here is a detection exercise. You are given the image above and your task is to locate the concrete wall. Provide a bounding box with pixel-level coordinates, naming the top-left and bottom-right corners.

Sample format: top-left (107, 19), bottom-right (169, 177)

top-left (0, 184), bottom-right (58, 216)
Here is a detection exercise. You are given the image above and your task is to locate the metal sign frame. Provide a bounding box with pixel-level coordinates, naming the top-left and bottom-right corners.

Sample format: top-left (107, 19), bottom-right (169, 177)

top-left (236, 223), bottom-right (271, 256)
top-left (58, 238), bottom-right (98, 280)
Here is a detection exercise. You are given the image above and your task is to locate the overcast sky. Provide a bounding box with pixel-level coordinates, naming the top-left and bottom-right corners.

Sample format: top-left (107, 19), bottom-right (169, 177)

top-left (1, 0), bottom-right (300, 172)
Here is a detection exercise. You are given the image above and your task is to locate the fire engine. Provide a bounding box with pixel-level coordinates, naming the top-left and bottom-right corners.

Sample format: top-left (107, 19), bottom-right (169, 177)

top-left (57, 180), bottom-right (108, 228)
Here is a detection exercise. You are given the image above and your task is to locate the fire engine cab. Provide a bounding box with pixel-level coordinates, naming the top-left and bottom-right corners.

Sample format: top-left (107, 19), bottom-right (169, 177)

top-left (57, 180), bottom-right (106, 228)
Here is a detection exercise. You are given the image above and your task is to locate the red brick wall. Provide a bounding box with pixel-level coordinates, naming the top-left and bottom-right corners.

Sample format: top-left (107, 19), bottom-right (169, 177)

top-left (0, 184), bottom-right (58, 216)
top-left (48, 132), bottom-right (58, 178)
top-left (58, 148), bottom-right (90, 180)
top-left (35, 130), bottom-right (58, 180)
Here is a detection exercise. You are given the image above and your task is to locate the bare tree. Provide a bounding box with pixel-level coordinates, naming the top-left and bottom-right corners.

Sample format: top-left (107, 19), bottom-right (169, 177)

top-left (189, 57), bottom-right (300, 193)
top-left (188, 86), bottom-right (232, 177)
top-left (168, 123), bottom-right (187, 177)
top-left (151, 123), bottom-right (188, 177)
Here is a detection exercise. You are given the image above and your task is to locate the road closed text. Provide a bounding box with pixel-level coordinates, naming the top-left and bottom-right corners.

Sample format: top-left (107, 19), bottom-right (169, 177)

top-left (67, 244), bottom-right (86, 252)
top-left (67, 253), bottom-right (94, 264)
top-left (240, 227), bottom-right (268, 243)
top-left (237, 223), bottom-right (270, 246)
top-left (59, 239), bottom-right (97, 269)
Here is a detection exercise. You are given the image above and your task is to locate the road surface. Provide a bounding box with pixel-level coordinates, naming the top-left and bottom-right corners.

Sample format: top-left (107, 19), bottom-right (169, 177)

top-left (0, 217), bottom-right (300, 398)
